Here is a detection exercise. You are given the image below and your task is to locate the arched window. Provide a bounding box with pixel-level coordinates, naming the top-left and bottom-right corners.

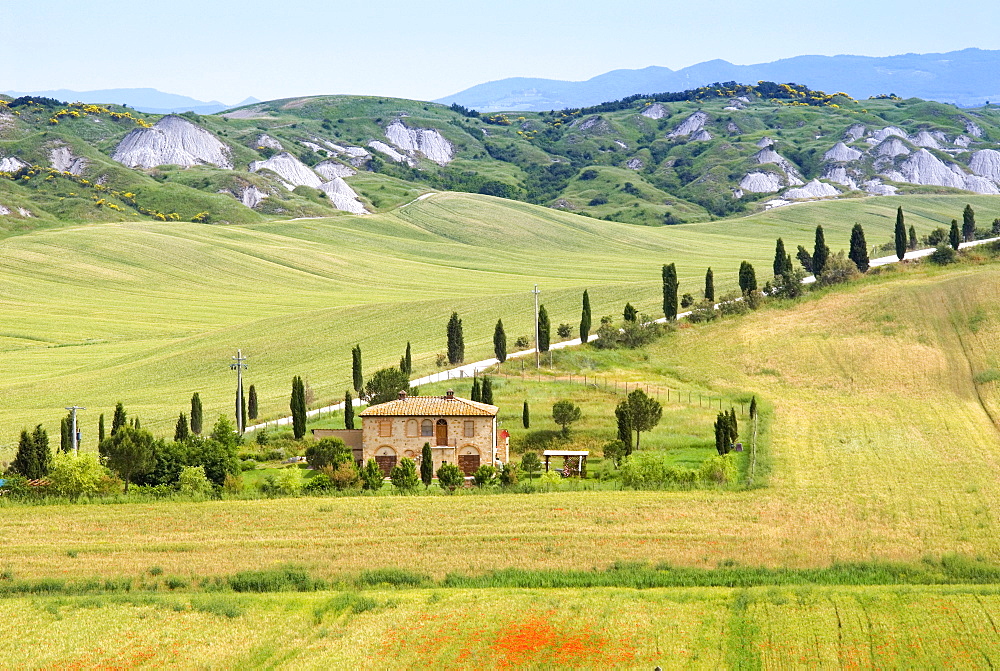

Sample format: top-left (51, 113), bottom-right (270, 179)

top-left (421, 419), bottom-right (433, 437)
top-left (406, 419), bottom-right (418, 437)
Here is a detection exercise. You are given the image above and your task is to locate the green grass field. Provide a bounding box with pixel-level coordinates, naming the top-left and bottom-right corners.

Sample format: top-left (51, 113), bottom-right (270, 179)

top-left (0, 191), bottom-right (995, 456)
top-left (2, 586), bottom-right (999, 668)
top-left (5, 195), bottom-right (1000, 665)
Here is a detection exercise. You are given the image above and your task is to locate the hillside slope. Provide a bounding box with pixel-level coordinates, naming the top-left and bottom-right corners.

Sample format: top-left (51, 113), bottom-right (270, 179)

top-left (0, 191), bottom-right (995, 451)
top-left (2, 87), bottom-right (1000, 229)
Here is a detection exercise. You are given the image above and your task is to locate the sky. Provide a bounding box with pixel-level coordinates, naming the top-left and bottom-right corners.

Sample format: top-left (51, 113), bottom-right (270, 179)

top-left (3, 0), bottom-right (1000, 104)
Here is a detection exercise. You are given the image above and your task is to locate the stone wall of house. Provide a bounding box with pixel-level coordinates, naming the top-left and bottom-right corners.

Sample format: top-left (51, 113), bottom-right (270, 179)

top-left (360, 414), bottom-right (500, 473)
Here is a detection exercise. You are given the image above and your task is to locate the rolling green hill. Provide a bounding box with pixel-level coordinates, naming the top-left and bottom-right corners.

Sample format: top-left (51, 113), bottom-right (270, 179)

top-left (3, 85), bottom-right (1000, 231)
top-left (0, 191), bottom-right (995, 453)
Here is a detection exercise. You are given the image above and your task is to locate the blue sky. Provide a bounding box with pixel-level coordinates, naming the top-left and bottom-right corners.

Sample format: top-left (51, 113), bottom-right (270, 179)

top-left (3, 0), bottom-right (999, 103)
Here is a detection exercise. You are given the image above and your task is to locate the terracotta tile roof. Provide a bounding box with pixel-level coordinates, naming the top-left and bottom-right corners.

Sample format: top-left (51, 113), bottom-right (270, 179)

top-left (359, 395), bottom-right (497, 417)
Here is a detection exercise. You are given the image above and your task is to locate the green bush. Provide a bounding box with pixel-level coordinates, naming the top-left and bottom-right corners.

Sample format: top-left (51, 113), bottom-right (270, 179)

top-left (498, 462), bottom-right (519, 487)
top-left (698, 454), bottom-right (738, 485)
top-left (436, 463), bottom-right (464, 491)
top-left (47, 452), bottom-right (116, 500)
top-left (389, 457), bottom-right (419, 492)
top-left (305, 438), bottom-right (351, 469)
top-left (620, 452), bottom-right (699, 489)
top-left (601, 440), bottom-right (626, 468)
top-left (177, 465), bottom-right (213, 496)
top-left (472, 464), bottom-right (497, 487)
top-left (360, 459), bottom-right (384, 491)
top-left (327, 461), bottom-right (361, 491)
top-left (929, 243), bottom-right (958, 265)
top-left (260, 469), bottom-right (301, 496)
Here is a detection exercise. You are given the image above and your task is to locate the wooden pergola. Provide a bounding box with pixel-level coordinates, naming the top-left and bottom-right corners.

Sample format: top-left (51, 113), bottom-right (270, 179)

top-left (543, 450), bottom-right (589, 477)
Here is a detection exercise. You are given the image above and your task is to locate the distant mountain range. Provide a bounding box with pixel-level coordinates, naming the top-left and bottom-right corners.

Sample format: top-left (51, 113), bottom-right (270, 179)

top-left (0, 88), bottom-right (258, 115)
top-left (437, 48), bottom-right (1000, 112)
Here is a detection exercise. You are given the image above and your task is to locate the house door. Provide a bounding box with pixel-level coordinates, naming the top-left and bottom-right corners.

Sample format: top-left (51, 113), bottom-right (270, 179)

top-left (435, 419), bottom-right (448, 446)
top-left (458, 446), bottom-right (480, 475)
top-left (374, 447), bottom-right (396, 477)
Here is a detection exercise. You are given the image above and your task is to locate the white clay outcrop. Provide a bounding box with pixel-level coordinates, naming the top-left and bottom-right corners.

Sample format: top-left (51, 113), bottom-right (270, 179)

top-left (249, 152), bottom-right (322, 189)
top-left (739, 171), bottom-right (783, 193)
top-left (843, 124), bottom-right (866, 141)
top-left (315, 161), bottom-right (357, 180)
top-left (385, 120), bottom-right (454, 165)
top-left (668, 111), bottom-right (708, 138)
top-left (113, 115), bottom-right (232, 169)
top-left (870, 126), bottom-right (908, 143)
top-left (368, 140), bottom-right (414, 166)
top-left (319, 177), bottom-right (368, 215)
top-left (784, 179), bottom-right (839, 199)
top-left (640, 103), bottom-right (667, 119)
top-left (49, 145), bottom-right (87, 175)
top-left (969, 149), bottom-right (1000, 183)
top-left (0, 156), bottom-right (30, 172)
top-left (824, 142), bottom-right (862, 162)
top-left (255, 134), bottom-right (283, 151)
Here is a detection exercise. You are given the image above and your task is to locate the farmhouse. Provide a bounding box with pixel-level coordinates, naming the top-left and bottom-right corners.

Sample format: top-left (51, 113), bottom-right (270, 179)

top-left (314, 390), bottom-right (506, 476)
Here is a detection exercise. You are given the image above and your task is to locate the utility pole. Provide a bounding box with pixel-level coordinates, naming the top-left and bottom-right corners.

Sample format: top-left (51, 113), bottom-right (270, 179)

top-left (532, 284), bottom-right (541, 368)
top-left (230, 349), bottom-right (248, 434)
top-left (64, 406), bottom-right (85, 454)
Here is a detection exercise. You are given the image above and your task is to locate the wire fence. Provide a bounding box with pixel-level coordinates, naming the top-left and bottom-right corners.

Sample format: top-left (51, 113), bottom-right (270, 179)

top-left (490, 363), bottom-right (748, 416)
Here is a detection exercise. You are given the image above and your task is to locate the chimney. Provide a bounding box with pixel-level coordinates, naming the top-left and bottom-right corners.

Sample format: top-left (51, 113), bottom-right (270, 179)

top-left (446, 389), bottom-right (455, 399)
top-left (398, 390), bottom-right (408, 400)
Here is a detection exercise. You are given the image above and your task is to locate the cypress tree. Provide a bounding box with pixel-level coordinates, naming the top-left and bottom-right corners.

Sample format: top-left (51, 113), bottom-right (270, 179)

top-left (134, 416), bottom-right (140, 430)
top-left (240, 382), bottom-right (247, 433)
top-left (615, 402), bottom-right (633, 456)
top-left (738, 261), bottom-right (757, 294)
top-left (12, 429), bottom-right (39, 478)
top-left (714, 414), bottom-right (726, 455)
top-left (352, 345), bottom-right (363, 393)
top-left (190, 393), bottom-right (203, 435)
top-left (248, 384), bottom-right (258, 420)
top-left (538, 304), bottom-right (550, 352)
top-left (963, 204), bottom-right (976, 242)
top-left (950, 219), bottom-right (961, 251)
top-left (894, 207), bottom-right (907, 260)
top-left (291, 375), bottom-right (306, 440)
top-left (13, 425), bottom-right (51, 479)
top-left (908, 225), bottom-right (918, 251)
top-left (420, 442), bottom-right (433, 488)
top-left (60, 416), bottom-right (71, 453)
top-left (481, 376), bottom-right (494, 405)
top-left (814, 225), bottom-right (830, 274)
top-left (773, 238), bottom-right (789, 277)
top-left (344, 390), bottom-right (355, 430)
top-left (98, 413), bottom-right (105, 444)
top-left (662, 263), bottom-right (678, 320)
top-left (111, 402), bottom-right (127, 436)
top-left (705, 267), bottom-right (714, 302)
top-left (749, 396), bottom-right (758, 420)
top-left (493, 319), bottom-right (507, 363)
top-left (796, 245), bottom-right (813, 273)
top-left (580, 290), bottom-right (592, 343)
top-left (623, 302), bottom-right (637, 322)
top-left (404, 342), bottom-right (412, 375)
top-left (728, 408), bottom-right (739, 445)
top-left (849, 223), bottom-right (869, 272)
top-left (522, 401), bottom-right (530, 429)
top-left (175, 412), bottom-right (189, 442)
top-left (447, 312), bottom-right (465, 364)
top-left (471, 377), bottom-right (482, 403)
